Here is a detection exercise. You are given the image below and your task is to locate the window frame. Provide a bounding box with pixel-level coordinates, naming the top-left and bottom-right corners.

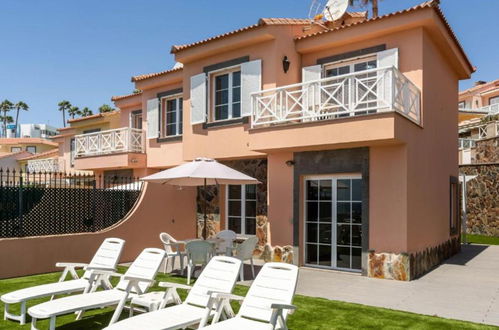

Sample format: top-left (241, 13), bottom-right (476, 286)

top-left (449, 176), bottom-right (459, 235)
top-left (322, 55), bottom-right (377, 78)
top-left (209, 65), bottom-right (242, 122)
top-left (10, 147), bottom-right (22, 153)
top-left (225, 184), bottom-right (257, 236)
top-left (458, 101), bottom-right (465, 109)
top-left (130, 110), bottom-right (142, 130)
top-left (26, 146), bottom-right (37, 153)
top-left (489, 95), bottom-right (499, 105)
top-left (160, 94), bottom-right (183, 138)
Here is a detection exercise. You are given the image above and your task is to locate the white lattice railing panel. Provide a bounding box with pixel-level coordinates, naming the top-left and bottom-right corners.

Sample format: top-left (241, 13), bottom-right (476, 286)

top-left (251, 66), bottom-right (421, 127)
top-left (458, 138), bottom-right (476, 150)
top-left (75, 127), bottom-right (144, 157)
top-left (27, 158), bottom-right (64, 173)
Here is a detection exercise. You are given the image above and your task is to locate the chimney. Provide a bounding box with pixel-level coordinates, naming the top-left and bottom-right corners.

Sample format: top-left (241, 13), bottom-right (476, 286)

top-left (474, 80), bottom-right (486, 86)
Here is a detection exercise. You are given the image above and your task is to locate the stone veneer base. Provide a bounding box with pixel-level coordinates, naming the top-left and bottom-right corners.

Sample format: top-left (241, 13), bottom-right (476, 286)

top-left (368, 237), bottom-right (461, 281)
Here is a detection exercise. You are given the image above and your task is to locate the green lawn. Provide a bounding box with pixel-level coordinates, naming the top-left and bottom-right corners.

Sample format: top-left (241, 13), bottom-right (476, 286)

top-left (0, 268), bottom-right (496, 330)
top-left (465, 234), bottom-right (499, 245)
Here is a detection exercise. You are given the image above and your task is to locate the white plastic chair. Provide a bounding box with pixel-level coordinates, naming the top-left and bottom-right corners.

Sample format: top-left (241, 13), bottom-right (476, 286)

top-left (186, 240), bottom-right (215, 285)
top-left (215, 230), bottom-right (237, 256)
top-left (233, 236), bottom-right (258, 281)
top-left (201, 263), bottom-right (299, 330)
top-left (159, 232), bottom-right (187, 275)
top-left (28, 248), bottom-right (166, 330)
top-left (103, 256), bottom-right (242, 330)
top-left (1, 237), bottom-right (125, 325)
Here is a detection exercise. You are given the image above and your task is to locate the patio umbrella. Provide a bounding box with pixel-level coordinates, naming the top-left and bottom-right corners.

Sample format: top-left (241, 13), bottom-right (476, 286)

top-left (141, 157), bottom-right (260, 239)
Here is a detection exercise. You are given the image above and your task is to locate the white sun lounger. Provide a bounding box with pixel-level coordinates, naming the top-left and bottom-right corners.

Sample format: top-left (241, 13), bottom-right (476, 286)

top-left (1, 237), bottom-right (125, 325)
top-left (200, 262), bottom-right (299, 330)
top-left (103, 256), bottom-right (242, 330)
top-left (28, 247), bottom-right (165, 330)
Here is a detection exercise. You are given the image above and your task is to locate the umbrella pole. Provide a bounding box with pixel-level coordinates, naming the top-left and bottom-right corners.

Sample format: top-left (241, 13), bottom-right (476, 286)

top-left (203, 178), bottom-right (207, 240)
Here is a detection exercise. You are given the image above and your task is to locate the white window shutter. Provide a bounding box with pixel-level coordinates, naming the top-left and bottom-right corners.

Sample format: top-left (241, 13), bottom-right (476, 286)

top-left (302, 65), bottom-right (322, 112)
top-left (377, 48), bottom-right (399, 108)
top-left (241, 59), bottom-right (262, 117)
top-left (302, 65), bottom-right (321, 82)
top-left (146, 98), bottom-right (159, 139)
top-left (377, 48), bottom-right (399, 69)
top-left (190, 72), bottom-right (207, 124)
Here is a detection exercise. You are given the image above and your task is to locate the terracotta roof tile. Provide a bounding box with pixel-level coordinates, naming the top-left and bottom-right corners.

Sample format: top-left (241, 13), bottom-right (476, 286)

top-left (459, 80), bottom-right (499, 96)
top-left (17, 149), bottom-right (59, 161)
top-left (294, 0), bottom-right (473, 73)
top-left (111, 91), bottom-right (143, 101)
top-left (0, 151), bottom-right (32, 160)
top-left (0, 138), bottom-right (58, 147)
top-left (131, 67), bottom-right (183, 82)
top-left (171, 18), bottom-right (311, 54)
top-left (345, 11), bottom-right (368, 18)
top-left (67, 110), bottom-right (119, 123)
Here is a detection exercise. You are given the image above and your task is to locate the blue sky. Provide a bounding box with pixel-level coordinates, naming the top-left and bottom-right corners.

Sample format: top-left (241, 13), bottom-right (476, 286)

top-left (0, 0), bottom-right (497, 127)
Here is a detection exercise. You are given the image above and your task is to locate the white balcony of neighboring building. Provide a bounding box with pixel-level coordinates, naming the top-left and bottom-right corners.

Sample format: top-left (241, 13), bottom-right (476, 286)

top-left (74, 127), bottom-right (145, 158)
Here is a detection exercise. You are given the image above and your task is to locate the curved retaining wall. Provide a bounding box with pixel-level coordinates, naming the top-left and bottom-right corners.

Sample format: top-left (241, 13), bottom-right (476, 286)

top-left (0, 183), bottom-right (197, 279)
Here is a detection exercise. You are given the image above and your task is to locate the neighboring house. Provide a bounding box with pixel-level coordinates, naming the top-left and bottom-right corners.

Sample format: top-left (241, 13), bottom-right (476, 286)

top-left (0, 138), bottom-right (58, 155)
top-left (0, 151), bottom-right (33, 172)
top-left (0, 138), bottom-right (60, 172)
top-left (458, 80), bottom-right (499, 164)
top-left (52, 111), bottom-right (122, 175)
top-left (5, 123), bottom-right (59, 139)
top-left (16, 149), bottom-right (64, 173)
top-left (56, 1), bottom-right (474, 280)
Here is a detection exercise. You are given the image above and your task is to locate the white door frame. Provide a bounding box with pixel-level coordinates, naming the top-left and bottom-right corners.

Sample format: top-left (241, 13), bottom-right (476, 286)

top-left (302, 174), bottom-right (362, 272)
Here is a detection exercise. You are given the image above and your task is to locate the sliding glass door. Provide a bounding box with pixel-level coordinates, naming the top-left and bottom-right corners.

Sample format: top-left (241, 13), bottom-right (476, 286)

top-left (304, 175), bottom-right (362, 271)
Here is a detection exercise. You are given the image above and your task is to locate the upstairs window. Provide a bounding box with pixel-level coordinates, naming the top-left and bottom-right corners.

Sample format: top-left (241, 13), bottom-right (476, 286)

top-left (26, 146), bottom-right (36, 153)
top-left (160, 95), bottom-right (183, 137)
top-left (458, 101), bottom-right (465, 109)
top-left (489, 96), bottom-right (499, 105)
top-left (10, 147), bottom-right (21, 153)
top-left (212, 69), bottom-right (241, 121)
top-left (130, 110), bottom-right (142, 130)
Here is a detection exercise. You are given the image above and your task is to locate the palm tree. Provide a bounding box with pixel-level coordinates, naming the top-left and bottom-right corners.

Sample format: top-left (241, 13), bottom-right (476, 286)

top-left (0, 100), bottom-right (14, 137)
top-left (80, 107), bottom-right (93, 117)
top-left (58, 100), bottom-right (71, 127)
top-left (14, 101), bottom-right (29, 136)
top-left (68, 106), bottom-right (80, 119)
top-left (98, 104), bottom-right (114, 113)
top-left (349, 0), bottom-right (379, 18)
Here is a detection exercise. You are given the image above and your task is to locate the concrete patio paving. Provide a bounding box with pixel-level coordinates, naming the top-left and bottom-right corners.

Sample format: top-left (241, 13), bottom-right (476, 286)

top-left (295, 244), bottom-right (499, 326)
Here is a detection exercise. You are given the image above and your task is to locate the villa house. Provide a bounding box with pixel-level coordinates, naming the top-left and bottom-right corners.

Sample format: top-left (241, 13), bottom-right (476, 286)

top-left (0, 138), bottom-right (59, 172)
top-left (58, 0), bottom-right (473, 280)
top-left (458, 80), bottom-right (499, 165)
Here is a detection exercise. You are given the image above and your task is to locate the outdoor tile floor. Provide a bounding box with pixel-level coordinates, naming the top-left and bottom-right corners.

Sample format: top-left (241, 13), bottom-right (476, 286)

top-left (294, 244), bottom-right (499, 326)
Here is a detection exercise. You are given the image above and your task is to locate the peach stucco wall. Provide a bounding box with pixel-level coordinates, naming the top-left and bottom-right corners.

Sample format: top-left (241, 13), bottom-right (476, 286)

top-left (0, 183), bottom-right (197, 279)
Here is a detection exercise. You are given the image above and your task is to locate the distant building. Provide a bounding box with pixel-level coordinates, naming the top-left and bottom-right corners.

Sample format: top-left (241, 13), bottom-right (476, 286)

top-left (4, 124), bottom-right (58, 139)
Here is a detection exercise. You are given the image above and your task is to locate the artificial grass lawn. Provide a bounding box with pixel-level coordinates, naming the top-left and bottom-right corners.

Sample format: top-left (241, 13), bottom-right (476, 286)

top-left (465, 234), bottom-right (499, 245)
top-left (0, 268), bottom-right (497, 330)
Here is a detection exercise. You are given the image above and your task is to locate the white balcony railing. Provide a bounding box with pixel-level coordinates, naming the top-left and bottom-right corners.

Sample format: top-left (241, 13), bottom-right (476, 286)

top-left (27, 158), bottom-right (64, 173)
top-left (251, 66), bottom-right (421, 127)
top-left (75, 127), bottom-right (144, 158)
top-left (458, 138), bottom-right (476, 150)
top-left (460, 104), bottom-right (499, 115)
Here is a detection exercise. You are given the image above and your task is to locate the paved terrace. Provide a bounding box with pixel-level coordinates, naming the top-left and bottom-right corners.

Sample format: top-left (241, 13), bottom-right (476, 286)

top-left (295, 244), bottom-right (499, 326)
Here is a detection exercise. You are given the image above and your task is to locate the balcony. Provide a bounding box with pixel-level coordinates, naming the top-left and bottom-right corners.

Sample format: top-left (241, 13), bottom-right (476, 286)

top-left (73, 127), bottom-right (146, 170)
top-left (75, 127), bottom-right (144, 158)
top-left (27, 159), bottom-right (64, 173)
top-left (459, 104), bottom-right (499, 115)
top-left (251, 67), bottom-right (421, 128)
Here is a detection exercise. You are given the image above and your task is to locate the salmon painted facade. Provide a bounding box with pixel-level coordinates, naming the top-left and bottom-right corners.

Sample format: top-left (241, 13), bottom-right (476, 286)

top-left (54, 1), bottom-right (474, 280)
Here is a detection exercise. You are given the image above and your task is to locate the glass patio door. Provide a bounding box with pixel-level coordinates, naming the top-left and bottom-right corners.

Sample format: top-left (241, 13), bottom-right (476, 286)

top-left (304, 176), bottom-right (362, 271)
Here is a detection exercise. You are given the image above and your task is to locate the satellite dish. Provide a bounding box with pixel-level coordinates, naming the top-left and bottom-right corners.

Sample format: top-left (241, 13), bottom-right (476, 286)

top-left (323, 0), bottom-right (349, 21)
